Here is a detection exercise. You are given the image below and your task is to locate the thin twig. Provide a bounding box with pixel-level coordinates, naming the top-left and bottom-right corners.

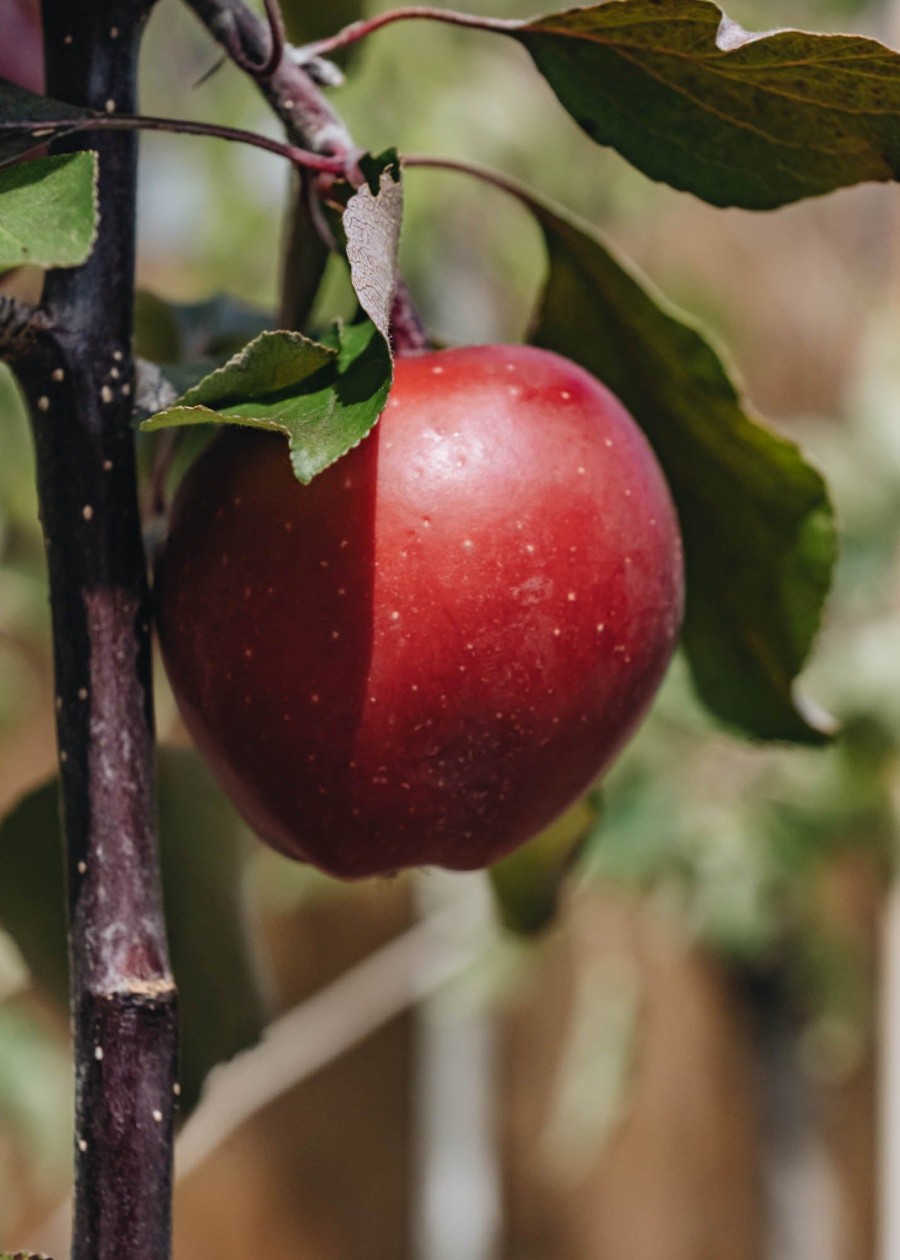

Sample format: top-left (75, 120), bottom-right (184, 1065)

top-left (296, 6), bottom-right (522, 62)
top-left (0, 110), bottom-right (350, 173)
top-left (176, 899), bottom-right (491, 1177)
top-left (403, 152), bottom-right (537, 205)
top-left (223, 0), bottom-right (285, 77)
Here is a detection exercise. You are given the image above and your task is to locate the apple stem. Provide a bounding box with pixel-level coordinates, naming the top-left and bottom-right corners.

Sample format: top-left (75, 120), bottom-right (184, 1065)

top-left (391, 278), bottom-right (432, 356)
top-left (7, 2), bottom-right (179, 1257)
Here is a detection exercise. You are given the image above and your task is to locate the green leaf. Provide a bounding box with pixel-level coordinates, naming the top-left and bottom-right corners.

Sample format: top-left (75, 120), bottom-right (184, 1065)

top-left (0, 780), bottom-right (68, 1004)
top-left (489, 797), bottom-right (599, 936)
top-left (524, 192), bottom-right (835, 741)
top-left (173, 330), bottom-right (333, 407)
top-left (155, 747), bottom-right (269, 1113)
top-left (0, 152), bottom-right (98, 269)
top-left (134, 290), bottom-right (275, 365)
top-left (0, 79), bottom-right (88, 166)
top-left (141, 320), bottom-right (393, 485)
top-left (0, 748), bottom-right (269, 1113)
top-left (1, 1253), bottom-right (55, 1259)
top-left (516, 1), bottom-right (900, 209)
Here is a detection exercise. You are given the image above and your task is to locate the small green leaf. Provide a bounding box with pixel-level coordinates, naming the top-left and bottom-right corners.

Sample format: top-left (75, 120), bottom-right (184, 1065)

top-left (0, 748), bottom-right (269, 1113)
top-left (489, 797), bottom-right (599, 936)
top-left (1, 1252), bottom-right (55, 1259)
top-left (141, 320), bottom-right (392, 484)
top-left (173, 329), bottom-right (333, 407)
top-left (0, 152), bottom-right (98, 269)
top-left (516, 1), bottom-right (900, 208)
top-left (524, 192), bottom-right (835, 741)
top-left (0, 79), bottom-right (88, 165)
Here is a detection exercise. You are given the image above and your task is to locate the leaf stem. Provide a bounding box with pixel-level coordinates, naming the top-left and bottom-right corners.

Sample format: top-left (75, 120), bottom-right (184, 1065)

top-left (79, 110), bottom-right (348, 171)
top-left (390, 278), bottom-right (431, 356)
top-left (403, 152), bottom-right (536, 209)
top-left (297, 6), bottom-right (522, 61)
top-left (0, 110), bottom-right (351, 174)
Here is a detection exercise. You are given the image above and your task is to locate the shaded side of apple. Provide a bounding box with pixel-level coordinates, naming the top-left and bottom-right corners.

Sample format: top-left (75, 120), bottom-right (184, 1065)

top-left (157, 345), bottom-right (684, 878)
top-left (0, 0), bottom-right (44, 93)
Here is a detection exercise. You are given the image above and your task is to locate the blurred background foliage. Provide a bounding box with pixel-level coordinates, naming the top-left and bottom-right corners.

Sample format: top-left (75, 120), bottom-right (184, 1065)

top-left (3, 0), bottom-right (900, 1256)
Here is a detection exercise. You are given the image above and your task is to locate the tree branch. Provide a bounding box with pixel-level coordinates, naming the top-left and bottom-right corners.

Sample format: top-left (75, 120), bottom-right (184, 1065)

top-left (185, 0), bottom-right (357, 158)
top-left (7, 3), bottom-right (179, 1257)
top-left (184, 0), bottom-right (429, 351)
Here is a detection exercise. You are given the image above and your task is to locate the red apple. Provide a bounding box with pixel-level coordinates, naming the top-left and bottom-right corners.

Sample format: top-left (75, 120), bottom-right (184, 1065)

top-left (156, 345), bottom-right (684, 879)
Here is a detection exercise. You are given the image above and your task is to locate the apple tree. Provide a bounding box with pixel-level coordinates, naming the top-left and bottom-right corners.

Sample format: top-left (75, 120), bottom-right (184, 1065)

top-left (4, 0), bottom-right (900, 1255)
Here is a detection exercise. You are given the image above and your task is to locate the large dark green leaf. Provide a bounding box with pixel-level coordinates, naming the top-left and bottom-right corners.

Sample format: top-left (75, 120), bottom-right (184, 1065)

top-left (524, 192), bottom-right (835, 741)
top-left (0, 79), bottom-right (88, 165)
top-left (141, 320), bottom-right (392, 484)
top-left (0, 780), bottom-right (68, 1004)
top-left (0, 152), bottom-right (97, 269)
top-left (0, 748), bottom-right (268, 1113)
top-left (515, 1), bottom-right (900, 208)
top-left (156, 747), bottom-right (269, 1112)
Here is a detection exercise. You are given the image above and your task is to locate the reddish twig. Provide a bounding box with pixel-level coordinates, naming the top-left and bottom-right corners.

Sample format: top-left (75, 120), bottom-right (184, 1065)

top-left (0, 109), bottom-right (350, 173)
top-left (297, 6), bottom-right (521, 62)
top-left (220, 0), bottom-right (286, 78)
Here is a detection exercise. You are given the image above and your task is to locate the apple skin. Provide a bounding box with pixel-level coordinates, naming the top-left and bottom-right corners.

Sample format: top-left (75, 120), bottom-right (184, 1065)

top-left (156, 345), bottom-right (684, 879)
top-left (0, 0), bottom-right (43, 93)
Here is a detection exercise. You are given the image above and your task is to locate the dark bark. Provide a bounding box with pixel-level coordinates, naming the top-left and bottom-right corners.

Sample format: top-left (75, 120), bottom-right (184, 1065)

top-left (5, 2), bottom-right (178, 1257)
